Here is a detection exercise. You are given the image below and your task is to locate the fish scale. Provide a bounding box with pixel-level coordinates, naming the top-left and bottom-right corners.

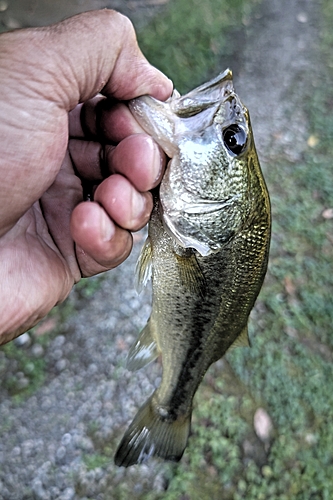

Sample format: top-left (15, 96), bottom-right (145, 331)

top-left (114, 69), bottom-right (271, 467)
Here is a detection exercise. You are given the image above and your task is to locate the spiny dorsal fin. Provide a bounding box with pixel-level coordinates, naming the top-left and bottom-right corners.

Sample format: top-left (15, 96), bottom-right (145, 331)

top-left (229, 325), bottom-right (251, 350)
top-left (174, 252), bottom-right (206, 298)
top-left (135, 237), bottom-right (152, 294)
top-left (126, 319), bottom-right (159, 372)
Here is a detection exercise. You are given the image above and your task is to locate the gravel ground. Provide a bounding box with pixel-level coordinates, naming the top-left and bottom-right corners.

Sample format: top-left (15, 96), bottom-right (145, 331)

top-left (0, 0), bottom-right (319, 498)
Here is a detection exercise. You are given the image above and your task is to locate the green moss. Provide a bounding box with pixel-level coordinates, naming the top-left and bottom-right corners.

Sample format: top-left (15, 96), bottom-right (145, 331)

top-left (74, 274), bottom-right (107, 299)
top-left (0, 341), bottom-right (46, 399)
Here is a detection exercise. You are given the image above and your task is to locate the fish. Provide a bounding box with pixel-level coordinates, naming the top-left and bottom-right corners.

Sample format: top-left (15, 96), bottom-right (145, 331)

top-left (114, 69), bottom-right (271, 467)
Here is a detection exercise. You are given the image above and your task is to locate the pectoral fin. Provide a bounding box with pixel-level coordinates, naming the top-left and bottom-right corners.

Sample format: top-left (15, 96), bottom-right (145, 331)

top-left (127, 319), bottom-right (159, 371)
top-left (135, 237), bottom-right (152, 294)
top-left (174, 251), bottom-right (206, 298)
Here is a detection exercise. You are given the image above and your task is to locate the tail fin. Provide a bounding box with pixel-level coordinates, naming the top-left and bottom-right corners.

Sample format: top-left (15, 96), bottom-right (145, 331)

top-left (114, 394), bottom-right (191, 467)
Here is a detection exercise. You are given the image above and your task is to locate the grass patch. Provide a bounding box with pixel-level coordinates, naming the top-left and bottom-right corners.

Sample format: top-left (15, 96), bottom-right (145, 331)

top-left (82, 452), bottom-right (111, 471)
top-left (0, 340), bottom-right (46, 400)
top-left (74, 274), bottom-right (107, 300)
top-left (137, 0), bottom-right (260, 94)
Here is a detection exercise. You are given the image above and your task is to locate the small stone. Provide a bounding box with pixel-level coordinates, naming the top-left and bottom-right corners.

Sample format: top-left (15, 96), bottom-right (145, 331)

top-left (53, 335), bottom-right (66, 347)
top-left (16, 376), bottom-right (30, 390)
top-left (55, 446), bottom-right (66, 464)
top-left (254, 408), bottom-right (273, 442)
top-left (14, 332), bottom-right (31, 347)
top-left (55, 359), bottom-right (67, 372)
top-left (153, 473), bottom-right (167, 491)
top-left (307, 134), bottom-right (319, 148)
top-left (63, 342), bottom-right (74, 355)
top-left (94, 467), bottom-right (104, 481)
top-left (59, 487), bottom-right (75, 500)
top-left (49, 486), bottom-right (60, 499)
top-left (32, 478), bottom-right (50, 500)
top-left (87, 363), bottom-right (98, 375)
top-left (0, 1), bottom-right (8, 11)
top-left (305, 433), bottom-right (317, 445)
top-left (61, 433), bottom-right (72, 447)
top-left (31, 344), bottom-right (44, 358)
top-left (11, 446), bottom-right (21, 457)
top-left (296, 12), bottom-right (308, 23)
top-left (262, 465), bottom-right (273, 478)
top-left (52, 349), bottom-right (63, 361)
top-left (322, 208), bottom-right (333, 219)
top-left (41, 397), bottom-right (52, 410)
top-left (24, 362), bottom-right (36, 374)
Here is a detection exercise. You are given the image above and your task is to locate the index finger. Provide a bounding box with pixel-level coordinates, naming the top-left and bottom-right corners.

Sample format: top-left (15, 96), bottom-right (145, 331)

top-left (69, 98), bottom-right (144, 143)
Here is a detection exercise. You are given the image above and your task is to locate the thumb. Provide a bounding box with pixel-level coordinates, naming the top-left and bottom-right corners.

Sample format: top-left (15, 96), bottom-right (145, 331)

top-left (39, 9), bottom-right (173, 109)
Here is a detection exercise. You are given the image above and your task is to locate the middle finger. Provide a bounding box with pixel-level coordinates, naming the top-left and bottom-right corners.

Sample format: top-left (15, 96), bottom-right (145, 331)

top-left (69, 133), bottom-right (166, 191)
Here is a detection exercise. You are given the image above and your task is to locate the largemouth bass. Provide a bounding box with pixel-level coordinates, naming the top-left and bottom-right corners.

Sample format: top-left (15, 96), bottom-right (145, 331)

top-left (114, 69), bottom-right (271, 467)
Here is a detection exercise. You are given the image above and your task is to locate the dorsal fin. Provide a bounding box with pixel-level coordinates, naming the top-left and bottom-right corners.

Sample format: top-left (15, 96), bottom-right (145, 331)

top-left (135, 237), bottom-right (152, 294)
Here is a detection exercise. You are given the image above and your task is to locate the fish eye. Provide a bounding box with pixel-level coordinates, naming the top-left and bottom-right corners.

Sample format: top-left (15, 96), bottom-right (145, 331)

top-left (223, 125), bottom-right (247, 156)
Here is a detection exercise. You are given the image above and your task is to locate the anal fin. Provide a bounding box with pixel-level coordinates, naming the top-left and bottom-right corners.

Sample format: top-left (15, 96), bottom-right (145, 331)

top-left (229, 325), bottom-right (251, 350)
top-left (127, 319), bottom-right (158, 371)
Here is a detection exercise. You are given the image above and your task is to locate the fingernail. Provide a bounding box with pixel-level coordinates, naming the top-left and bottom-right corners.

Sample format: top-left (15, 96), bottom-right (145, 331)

top-left (100, 211), bottom-right (115, 242)
top-left (131, 191), bottom-right (152, 225)
top-left (153, 143), bottom-right (165, 185)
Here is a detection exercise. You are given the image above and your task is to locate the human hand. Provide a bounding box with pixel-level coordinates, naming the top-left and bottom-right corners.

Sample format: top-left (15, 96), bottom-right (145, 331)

top-left (0, 10), bottom-right (173, 344)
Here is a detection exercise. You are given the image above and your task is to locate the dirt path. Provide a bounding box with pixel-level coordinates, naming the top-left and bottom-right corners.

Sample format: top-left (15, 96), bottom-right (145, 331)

top-left (0, 1), bottom-right (321, 499)
top-left (0, 0), bottom-right (166, 30)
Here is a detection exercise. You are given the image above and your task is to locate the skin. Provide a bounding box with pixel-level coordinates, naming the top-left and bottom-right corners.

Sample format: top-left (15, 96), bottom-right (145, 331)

top-left (0, 9), bottom-right (173, 344)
